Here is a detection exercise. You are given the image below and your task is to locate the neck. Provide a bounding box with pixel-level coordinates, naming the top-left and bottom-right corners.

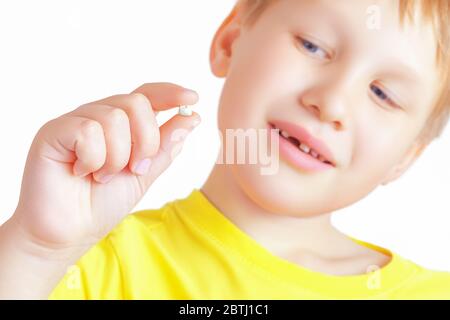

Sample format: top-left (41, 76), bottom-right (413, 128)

top-left (200, 163), bottom-right (364, 259)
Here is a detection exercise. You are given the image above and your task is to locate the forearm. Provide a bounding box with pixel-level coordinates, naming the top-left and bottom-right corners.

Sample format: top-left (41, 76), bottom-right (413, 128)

top-left (0, 217), bottom-right (89, 299)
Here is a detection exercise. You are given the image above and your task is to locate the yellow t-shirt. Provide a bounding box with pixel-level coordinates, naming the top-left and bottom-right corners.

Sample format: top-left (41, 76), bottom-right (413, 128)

top-left (48, 189), bottom-right (450, 299)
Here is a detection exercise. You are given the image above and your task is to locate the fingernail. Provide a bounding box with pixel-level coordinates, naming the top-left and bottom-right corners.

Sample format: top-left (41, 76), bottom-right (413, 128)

top-left (98, 174), bottom-right (114, 184)
top-left (183, 87), bottom-right (197, 95)
top-left (134, 158), bottom-right (152, 175)
top-left (183, 88), bottom-right (199, 100)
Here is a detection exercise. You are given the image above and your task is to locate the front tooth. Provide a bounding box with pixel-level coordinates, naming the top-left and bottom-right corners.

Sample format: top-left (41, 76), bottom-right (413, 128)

top-left (281, 130), bottom-right (290, 138)
top-left (310, 150), bottom-right (319, 158)
top-left (299, 143), bottom-right (310, 153)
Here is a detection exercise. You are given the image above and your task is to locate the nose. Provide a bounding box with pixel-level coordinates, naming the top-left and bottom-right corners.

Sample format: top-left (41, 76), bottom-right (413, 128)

top-left (298, 83), bottom-right (348, 131)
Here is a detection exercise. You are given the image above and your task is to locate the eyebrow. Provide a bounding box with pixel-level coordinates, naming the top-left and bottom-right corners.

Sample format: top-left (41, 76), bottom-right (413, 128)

top-left (289, 2), bottom-right (425, 91)
top-left (381, 62), bottom-right (423, 89)
top-left (373, 60), bottom-right (425, 109)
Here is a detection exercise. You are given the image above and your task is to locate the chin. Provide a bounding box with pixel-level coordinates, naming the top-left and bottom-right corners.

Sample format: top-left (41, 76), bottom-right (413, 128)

top-left (229, 162), bottom-right (338, 218)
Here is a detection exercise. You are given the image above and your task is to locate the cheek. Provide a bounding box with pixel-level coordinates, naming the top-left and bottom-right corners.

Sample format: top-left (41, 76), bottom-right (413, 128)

top-left (352, 118), bottom-right (410, 183)
top-left (218, 33), bottom-right (302, 130)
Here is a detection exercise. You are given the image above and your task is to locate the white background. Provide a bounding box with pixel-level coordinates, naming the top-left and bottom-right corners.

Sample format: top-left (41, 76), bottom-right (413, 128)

top-left (0, 0), bottom-right (449, 271)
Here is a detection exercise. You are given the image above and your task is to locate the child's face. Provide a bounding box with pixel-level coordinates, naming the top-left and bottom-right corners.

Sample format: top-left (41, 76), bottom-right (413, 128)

top-left (210, 0), bottom-right (441, 216)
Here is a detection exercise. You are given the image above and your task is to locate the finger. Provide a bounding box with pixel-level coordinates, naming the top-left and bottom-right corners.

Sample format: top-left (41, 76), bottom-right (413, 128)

top-left (93, 93), bottom-right (160, 176)
top-left (39, 115), bottom-right (107, 177)
top-left (68, 104), bottom-right (132, 183)
top-left (137, 111), bottom-right (201, 188)
top-left (131, 82), bottom-right (199, 116)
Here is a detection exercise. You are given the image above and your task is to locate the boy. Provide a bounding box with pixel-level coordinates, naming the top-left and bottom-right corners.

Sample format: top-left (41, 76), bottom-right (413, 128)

top-left (1, 0), bottom-right (450, 299)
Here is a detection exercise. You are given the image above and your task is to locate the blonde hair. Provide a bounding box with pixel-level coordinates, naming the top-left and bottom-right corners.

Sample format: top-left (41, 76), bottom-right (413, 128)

top-left (236, 0), bottom-right (450, 146)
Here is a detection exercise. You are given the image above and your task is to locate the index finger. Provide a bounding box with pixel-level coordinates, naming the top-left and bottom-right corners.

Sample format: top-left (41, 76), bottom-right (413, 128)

top-left (131, 82), bottom-right (199, 115)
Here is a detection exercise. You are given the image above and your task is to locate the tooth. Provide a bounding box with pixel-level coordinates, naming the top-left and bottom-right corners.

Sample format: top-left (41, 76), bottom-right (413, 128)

top-left (178, 105), bottom-right (192, 117)
top-left (310, 150), bottom-right (319, 158)
top-left (281, 130), bottom-right (290, 138)
top-left (299, 143), bottom-right (310, 154)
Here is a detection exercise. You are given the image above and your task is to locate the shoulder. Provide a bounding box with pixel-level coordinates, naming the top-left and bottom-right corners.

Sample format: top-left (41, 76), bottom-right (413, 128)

top-left (100, 200), bottom-right (181, 254)
top-left (108, 202), bottom-right (175, 240)
top-left (393, 266), bottom-right (450, 299)
top-left (49, 200), bottom-right (183, 299)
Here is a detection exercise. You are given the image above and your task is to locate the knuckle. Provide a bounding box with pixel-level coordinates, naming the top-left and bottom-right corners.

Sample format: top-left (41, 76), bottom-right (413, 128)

top-left (79, 119), bottom-right (102, 138)
top-left (128, 102), bottom-right (150, 121)
top-left (106, 108), bottom-right (129, 125)
top-left (128, 92), bottom-right (151, 110)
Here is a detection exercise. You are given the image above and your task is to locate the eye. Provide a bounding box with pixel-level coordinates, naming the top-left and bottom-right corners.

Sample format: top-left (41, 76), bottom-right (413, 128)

top-left (370, 84), bottom-right (401, 109)
top-left (296, 36), bottom-right (329, 60)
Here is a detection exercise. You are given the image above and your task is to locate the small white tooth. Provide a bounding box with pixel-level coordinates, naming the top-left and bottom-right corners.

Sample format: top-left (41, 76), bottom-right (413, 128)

top-left (281, 130), bottom-right (290, 138)
top-left (299, 143), bottom-right (310, 153)
top-left (178, 105), bottom-right (192, 116)
top-left (310, 150), bottom-right (319, 158)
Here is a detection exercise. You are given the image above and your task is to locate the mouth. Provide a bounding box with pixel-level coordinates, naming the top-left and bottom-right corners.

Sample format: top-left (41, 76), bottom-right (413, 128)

top-left (268, 121), bottom-right (336, 168)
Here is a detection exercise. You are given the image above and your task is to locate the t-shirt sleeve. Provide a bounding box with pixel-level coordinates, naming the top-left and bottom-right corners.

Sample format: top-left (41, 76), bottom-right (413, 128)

top-left (48, 235), bottom-right (123, 300)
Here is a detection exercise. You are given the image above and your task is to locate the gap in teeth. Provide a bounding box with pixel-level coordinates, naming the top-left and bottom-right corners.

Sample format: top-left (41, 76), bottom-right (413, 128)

top-left (276, 126), bottom-right (328, 163)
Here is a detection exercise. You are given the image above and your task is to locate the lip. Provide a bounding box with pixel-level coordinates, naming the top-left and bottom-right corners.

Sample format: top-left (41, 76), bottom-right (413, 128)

top-left (268, 120), bottom-right (336, 167)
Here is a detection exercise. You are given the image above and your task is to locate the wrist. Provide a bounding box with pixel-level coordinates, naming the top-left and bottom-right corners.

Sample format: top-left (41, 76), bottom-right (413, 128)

top-left (0, 216), bottom-right (91, 299)
top-left (1, 215), bottom-right (91, 262)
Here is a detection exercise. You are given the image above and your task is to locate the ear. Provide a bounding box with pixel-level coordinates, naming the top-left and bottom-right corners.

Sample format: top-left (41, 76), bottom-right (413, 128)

top-left (380, 140), bottom-right (427, 186)
top-left (209, 4), bottom-right (244, 78)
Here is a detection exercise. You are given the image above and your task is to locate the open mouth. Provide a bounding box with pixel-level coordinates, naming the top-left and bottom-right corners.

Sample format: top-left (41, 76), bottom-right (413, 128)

top-left (269, 122), bottom-right (335, 166)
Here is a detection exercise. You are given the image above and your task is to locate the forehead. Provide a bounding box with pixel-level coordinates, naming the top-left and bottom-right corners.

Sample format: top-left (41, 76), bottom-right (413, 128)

top-left (266, 0), bottom-right (437, 65)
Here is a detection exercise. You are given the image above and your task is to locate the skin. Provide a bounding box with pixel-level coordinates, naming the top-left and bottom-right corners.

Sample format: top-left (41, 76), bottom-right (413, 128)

top-left (0, 0), bottom-right (442, 299)
top-left (0, 83), bottom-right (201, 299)
top-left (202, 0), bottom-right (441, 275)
